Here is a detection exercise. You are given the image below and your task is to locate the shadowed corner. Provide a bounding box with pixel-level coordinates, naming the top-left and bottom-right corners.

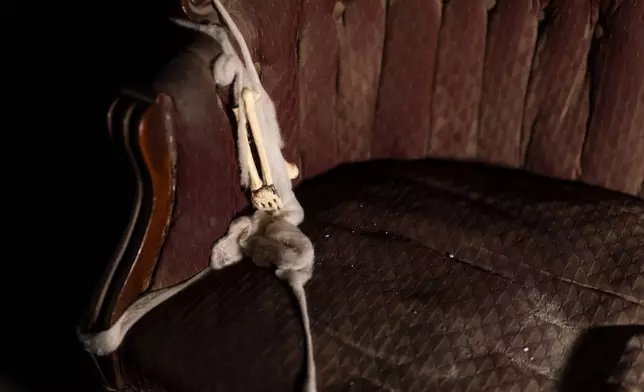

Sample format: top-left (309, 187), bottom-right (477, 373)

top-left (558, 325), bottom-right (644, 392)
top-left (0, 374), bottom-right (32, 392)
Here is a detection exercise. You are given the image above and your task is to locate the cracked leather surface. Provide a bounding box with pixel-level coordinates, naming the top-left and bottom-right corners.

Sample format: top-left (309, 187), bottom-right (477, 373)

top-left (119, 160), bottom-right (644, 392)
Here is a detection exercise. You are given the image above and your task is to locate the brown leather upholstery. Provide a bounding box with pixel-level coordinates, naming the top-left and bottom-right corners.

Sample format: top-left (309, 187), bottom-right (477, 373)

top-left (119, 161), bottom-right (644, 391)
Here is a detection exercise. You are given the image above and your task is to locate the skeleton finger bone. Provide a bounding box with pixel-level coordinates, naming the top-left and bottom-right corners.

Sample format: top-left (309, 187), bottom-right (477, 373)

top-left (252, 185), bottom-right (284, 211)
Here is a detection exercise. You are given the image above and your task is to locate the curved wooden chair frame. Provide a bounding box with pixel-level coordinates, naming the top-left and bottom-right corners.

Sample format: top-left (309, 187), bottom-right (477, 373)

top-left (80, 90), bottom-right (177, 390)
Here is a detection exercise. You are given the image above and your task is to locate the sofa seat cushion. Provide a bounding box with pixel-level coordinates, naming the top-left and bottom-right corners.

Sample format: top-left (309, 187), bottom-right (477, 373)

top-left (119, 160), bottom-right (644, 392)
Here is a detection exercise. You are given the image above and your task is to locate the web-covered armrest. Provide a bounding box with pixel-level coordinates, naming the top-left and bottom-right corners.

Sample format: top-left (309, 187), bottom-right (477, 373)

top-left (147, 33), bottom-right (248, 290)
top-left (80, 31), bottom-right (249, 389)
top-left (82, 26), bottom-right (246, 344)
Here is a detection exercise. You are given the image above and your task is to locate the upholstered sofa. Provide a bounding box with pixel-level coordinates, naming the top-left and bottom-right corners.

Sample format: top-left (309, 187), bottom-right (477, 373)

top-left (81, 0), bottom-right (644, 391)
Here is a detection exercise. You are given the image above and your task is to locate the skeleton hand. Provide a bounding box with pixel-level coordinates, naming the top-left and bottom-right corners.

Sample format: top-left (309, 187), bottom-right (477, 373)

top-left (252, 185), bottom-right (284, 211)
top-left (234, 88), bottom-right (302, 213)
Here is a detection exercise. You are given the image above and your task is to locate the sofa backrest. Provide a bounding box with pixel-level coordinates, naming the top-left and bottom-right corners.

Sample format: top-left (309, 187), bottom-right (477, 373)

top-left (208, 0), bottom-right (643, 194)
top-left (154, 0), bottom-right (643, 287)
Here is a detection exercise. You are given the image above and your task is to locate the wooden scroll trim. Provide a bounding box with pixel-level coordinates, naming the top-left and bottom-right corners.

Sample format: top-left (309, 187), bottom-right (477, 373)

top-left (82, 92), bottom-right (177, 390)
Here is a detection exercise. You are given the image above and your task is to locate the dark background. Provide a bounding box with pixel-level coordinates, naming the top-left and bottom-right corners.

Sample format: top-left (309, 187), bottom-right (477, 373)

top-left (3, 1), bottom-right (182, 391)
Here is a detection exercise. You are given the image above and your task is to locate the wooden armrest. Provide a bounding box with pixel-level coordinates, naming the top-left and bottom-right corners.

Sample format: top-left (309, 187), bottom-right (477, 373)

top-left (80, 4), bottom-right (250, 387)
top-left (79, 90), bottom-right (177, 389)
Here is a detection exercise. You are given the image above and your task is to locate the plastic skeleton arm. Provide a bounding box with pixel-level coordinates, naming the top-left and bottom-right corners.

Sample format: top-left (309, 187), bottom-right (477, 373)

top-left (232, 89), bottom-right (299, 211)
top-left (168, 17), bottom-right (299, 203)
